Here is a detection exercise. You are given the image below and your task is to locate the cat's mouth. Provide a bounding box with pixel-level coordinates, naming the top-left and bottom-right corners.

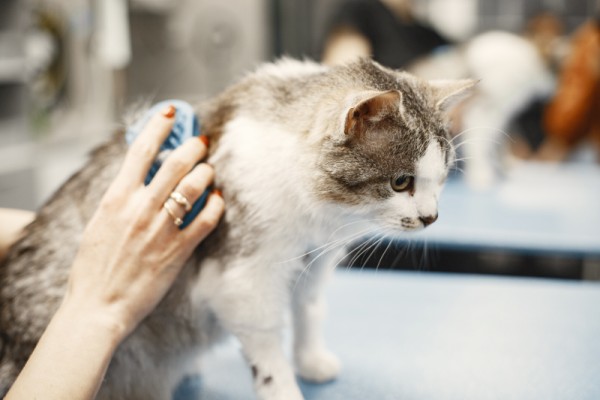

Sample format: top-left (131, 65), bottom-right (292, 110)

top-left (400, 217), bottom-right (438, 231)
top-left (400, 218), bottom-right (423, 231)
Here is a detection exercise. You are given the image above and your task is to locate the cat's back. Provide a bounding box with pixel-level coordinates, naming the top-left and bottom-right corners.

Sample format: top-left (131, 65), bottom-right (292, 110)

top-left (198, 58), bottom-right (329, 130)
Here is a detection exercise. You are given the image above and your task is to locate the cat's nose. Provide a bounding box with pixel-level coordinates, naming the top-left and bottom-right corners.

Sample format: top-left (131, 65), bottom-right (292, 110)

top-left (419, 213), bottom-right (438, 227)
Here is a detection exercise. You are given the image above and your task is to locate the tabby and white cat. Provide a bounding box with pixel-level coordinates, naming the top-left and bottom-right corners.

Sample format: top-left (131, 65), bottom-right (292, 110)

top-left (0, 58), bottom-right (473, 400)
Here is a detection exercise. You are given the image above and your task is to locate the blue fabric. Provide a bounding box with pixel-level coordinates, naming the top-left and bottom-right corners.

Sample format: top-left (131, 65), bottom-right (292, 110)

top-left (172, 270), bottom-right (600, 399)
top-left (126, 100), bottom-right (208, 229)
top-left (172, 375), bottom-right (203, 400)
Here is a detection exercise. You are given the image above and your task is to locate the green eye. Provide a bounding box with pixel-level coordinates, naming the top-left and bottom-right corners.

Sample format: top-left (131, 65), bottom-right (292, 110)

top-left (391, 175), bottom-right (414, 192)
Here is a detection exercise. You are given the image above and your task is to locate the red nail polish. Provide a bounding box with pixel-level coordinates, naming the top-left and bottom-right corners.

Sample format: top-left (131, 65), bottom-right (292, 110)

top-left (199, 135), bottom-right (209, 147)
top-left (212, 189), bottom-right (223, 198)
top-left (161, 105), bottom-right (176, 118)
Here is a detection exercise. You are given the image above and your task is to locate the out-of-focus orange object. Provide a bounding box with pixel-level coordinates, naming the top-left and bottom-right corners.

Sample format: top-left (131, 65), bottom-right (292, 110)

top-left (543, 19), bottom-right (600, 148)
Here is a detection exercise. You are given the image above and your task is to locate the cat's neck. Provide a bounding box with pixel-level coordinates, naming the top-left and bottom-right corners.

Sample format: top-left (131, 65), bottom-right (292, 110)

top-left (210, 115), bottom-right (324, 221)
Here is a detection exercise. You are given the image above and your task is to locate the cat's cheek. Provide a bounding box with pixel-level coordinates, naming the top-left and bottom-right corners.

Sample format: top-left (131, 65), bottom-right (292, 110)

top-left (379, 196), bottom-right (419, 232)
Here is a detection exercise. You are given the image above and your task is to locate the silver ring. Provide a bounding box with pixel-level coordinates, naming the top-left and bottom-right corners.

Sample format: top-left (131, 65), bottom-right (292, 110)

top-left (169, 191), bottom-right (192, 212)
top-left (163, 199), bottom-right (183, 226)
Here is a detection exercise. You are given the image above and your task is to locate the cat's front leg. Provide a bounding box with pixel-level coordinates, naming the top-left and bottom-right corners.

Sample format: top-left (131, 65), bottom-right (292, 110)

top-left (206, 263), bottom-right (304, 400)
top-left (237, 329), bottom-right (303, 400)
top-left (292, 250), bottom-right (341, 383)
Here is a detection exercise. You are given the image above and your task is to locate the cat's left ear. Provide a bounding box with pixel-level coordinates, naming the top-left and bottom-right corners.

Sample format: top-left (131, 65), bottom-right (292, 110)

top-left (429, 79), bottom-right (477, 112)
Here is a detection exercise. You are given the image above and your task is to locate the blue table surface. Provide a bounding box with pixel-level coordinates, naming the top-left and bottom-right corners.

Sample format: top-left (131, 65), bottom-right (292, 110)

top-left (174, 270), bottom-right (600, 400)
top-left (405, 162), bottom-right (600, 256)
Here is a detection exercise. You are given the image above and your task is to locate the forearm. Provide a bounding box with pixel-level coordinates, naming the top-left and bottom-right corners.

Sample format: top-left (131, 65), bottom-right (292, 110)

top-left (5, 300), bottom-right (126, 400)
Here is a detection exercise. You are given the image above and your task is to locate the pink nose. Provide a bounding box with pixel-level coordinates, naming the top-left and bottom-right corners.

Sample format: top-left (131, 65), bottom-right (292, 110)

top-left (419, 213), bottom-right (438, 227)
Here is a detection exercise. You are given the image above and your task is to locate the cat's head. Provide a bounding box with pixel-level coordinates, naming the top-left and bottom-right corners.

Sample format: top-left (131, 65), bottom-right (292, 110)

top-left (314, 60), bottom-right (474, 232)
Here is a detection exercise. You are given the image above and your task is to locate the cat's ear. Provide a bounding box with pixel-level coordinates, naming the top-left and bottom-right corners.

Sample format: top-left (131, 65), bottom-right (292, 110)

top-left (429, 79), bottom-right (477, 112)
top-left (344, 90), bottom-right (403, 136)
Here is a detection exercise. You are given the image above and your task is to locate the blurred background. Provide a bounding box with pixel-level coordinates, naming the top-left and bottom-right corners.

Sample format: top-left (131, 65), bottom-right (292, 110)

top-left (0, 0), bottom-right (598, 279)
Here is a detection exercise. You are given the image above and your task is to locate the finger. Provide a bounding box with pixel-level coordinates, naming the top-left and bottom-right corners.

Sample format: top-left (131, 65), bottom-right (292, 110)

top-left (146, 137), bottom-right (208, 205)
top-left (171, 163), bottom-right (215, 209)
top-left (153, 191), bottom-right (223, 265)
top-left (154, 163), bottom-right (215, 229)
top-left (182, 191), bottom-right (225, 243)
top-left (150, 191), bottom-right (223, 276)
top-left (117, 105), bottom-right (176, 187)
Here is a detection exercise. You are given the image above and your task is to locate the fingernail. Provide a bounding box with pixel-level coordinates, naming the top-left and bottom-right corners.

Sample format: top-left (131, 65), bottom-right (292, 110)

top-left (161, 105), bottom-right (176, 118)
top-left (199, 135), bottom-right (209, 147)
top-left (212, 189), bottom-right (223, 198)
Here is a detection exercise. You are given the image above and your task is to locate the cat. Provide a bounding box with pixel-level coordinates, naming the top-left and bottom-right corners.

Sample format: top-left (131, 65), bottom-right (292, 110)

top-left (0, 58), bottom-right (473, 400)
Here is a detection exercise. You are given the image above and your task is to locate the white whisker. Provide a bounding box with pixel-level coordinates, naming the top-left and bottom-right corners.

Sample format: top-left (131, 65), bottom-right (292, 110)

top-left (452, 125), bottom-right (514, 144)
top-left (291, 226), bottom-right (377, 286)
top-left (346, 235), bottom-right (378, 269)
top-left (360, 234), bottom-right (388, 271)
top-left (278, 222), bottom-right (377, 264)
top-left (389, 238), bottom-right (412, 269)
top-left (375, 232), bottom-right (394, 271)
top-left (292, 225), bottom-right (382, 291)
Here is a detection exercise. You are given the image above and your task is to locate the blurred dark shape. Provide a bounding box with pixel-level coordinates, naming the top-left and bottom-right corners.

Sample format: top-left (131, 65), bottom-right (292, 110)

top-left (523, 11), bottom-right (565, 70)
top-left (510, 12), bottom-right (566, 156)
top-left (27, 6), bottom-right (68, 115)
top-left (511, 99), bottom-right (547, 157)
top-left (321, 0), bottom-right (450, 68)
top-left (537, 19), bottom-right (600, 161)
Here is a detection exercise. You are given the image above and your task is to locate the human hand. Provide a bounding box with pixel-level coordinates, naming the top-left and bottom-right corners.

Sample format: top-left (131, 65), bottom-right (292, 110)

top-left (63, 105), bottom-right (224, 341)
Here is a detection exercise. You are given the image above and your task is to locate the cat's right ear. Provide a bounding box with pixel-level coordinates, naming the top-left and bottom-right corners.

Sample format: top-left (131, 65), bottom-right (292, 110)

top-left (344, 90), bottom-right (403, 136)
top-left (429, 79), bottom-right (478, 112)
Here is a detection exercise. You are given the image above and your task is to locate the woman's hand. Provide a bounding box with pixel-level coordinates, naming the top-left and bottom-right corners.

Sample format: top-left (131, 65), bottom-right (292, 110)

top-left (64, 105), bottom-right (224, 340)
top-left (6, 105), bottom-right (224, 400)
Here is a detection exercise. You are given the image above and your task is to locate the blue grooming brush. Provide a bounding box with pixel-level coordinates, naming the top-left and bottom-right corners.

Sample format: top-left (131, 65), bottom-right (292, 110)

top-left (126, 100), bottom-right (209, 229)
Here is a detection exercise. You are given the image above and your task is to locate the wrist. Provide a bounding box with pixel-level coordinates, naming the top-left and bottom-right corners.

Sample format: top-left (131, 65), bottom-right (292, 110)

top-left (56, 297), bottom-right (130, 348)
top-left (6, 297), bottom-right (127, 399)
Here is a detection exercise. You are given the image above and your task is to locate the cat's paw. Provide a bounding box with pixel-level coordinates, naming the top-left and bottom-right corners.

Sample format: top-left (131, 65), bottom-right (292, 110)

top-left (295, 349), bottom-right (341, 383)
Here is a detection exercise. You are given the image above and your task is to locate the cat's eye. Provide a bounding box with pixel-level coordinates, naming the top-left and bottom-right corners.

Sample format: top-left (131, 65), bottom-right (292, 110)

top-left (391, 175), bottom-right (414, 192)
